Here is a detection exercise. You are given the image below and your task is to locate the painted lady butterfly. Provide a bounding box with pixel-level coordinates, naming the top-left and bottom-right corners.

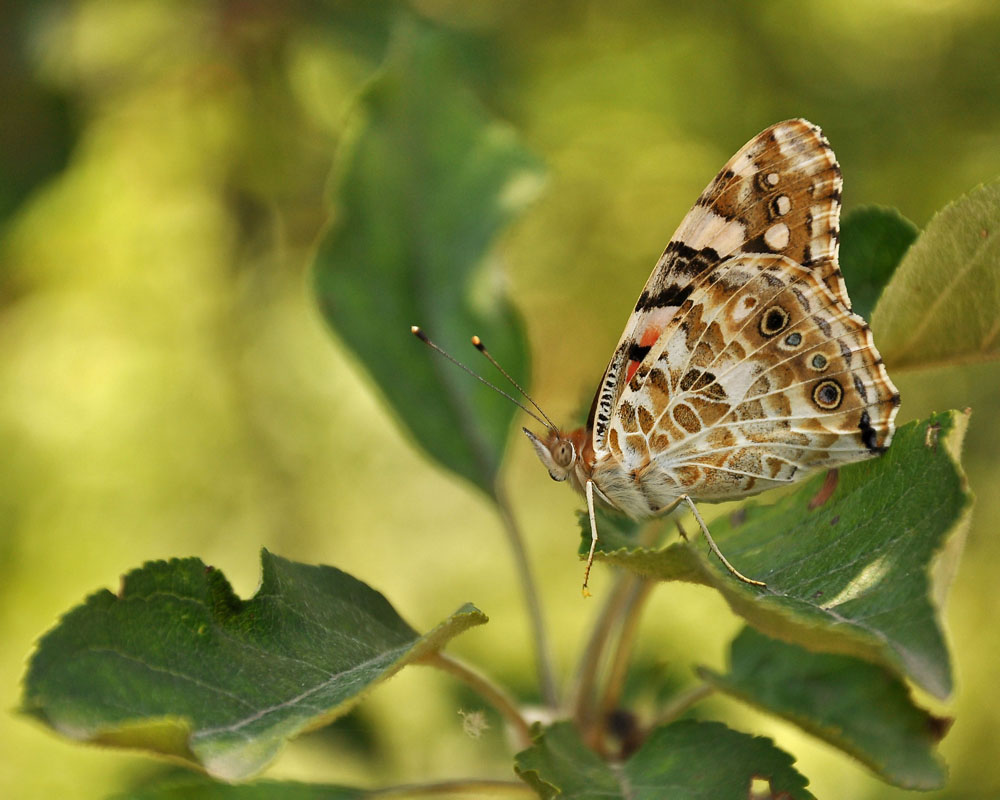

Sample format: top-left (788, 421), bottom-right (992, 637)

top-left (524, 119), bottom-right (900, 594)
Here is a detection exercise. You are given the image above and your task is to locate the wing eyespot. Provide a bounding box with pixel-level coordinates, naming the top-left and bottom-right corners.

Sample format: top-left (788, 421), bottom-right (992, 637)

top-left (779, 331), bottom-right (802, 351)
top-left (812, 378), bottom-right (843, 410)
top-left (758, 305), bottom-right (790, 337)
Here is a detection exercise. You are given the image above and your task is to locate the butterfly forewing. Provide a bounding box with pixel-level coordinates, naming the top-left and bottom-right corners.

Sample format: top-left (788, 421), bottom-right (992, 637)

top-left (591, 119), bottom-right (849, 455)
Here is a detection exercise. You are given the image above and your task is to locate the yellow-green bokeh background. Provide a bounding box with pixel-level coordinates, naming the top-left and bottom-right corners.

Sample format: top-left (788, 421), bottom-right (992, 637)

top-left (3, 1), bottom-right (1000, 797)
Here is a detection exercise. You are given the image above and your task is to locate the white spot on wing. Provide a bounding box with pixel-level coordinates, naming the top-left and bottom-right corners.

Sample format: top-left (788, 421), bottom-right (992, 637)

top-left (681, 206), bottom-right (747, 254)
top-left (730, 295), bottom-right (759, 323)
top-left (764, 222), bottom-right (790, 251)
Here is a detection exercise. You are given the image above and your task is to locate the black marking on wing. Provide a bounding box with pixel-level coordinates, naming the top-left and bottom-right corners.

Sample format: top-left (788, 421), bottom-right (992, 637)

top-left (853, 373), bottom-right (868, 403)
top-left (743, 233), bottom-right (776, 254)
top-left (858, 410), bottom-right (883, 454)
top-left (634, 283), bottom-right (692, 312)
top-left (666, 242), bottom-right (722, 278)
top-left (627, 342), bottom-right (652, 363)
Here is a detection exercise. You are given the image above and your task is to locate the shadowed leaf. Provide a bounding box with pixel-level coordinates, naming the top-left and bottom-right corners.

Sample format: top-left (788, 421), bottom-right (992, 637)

top-left (701, 627), bottom-right (948, 789)
top-left (312, 24), bottom-right (543, 495)
top-left (514, 720), bottom-right (814, 799)
top-left (840, 205), bottom-right (918, 321)
top-left (22, 551), bottom-right (486, 781)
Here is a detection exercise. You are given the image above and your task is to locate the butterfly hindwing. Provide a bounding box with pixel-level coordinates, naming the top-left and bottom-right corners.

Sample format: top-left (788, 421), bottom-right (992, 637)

top-left (603, 254), bottom-right (899, 511)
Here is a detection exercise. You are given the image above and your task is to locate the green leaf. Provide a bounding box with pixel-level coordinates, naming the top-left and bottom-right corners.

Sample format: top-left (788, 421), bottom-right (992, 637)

top-left (592, 410), bottom-right (972, 699)
top-left (871, 179), bottom-right (1000, 370)
top-left (312, 23), bottom-right (544, 495)
top-left (514, 720), bottom-right (814, 799)
top-left (22, 550), bottom-right (487, 781)
top-left (839, 206), bottom-right (919, 321)
top-left (701, 628), bottom-right (949, 790)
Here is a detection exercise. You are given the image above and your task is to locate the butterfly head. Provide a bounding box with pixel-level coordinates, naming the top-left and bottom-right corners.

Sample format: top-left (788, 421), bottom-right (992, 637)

top-left (523, 427), bottom-right (590, 483)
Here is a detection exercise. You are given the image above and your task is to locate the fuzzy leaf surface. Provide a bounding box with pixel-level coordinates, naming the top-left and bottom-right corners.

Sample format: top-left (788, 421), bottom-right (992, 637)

top-left (312, 25), bottom-right (542, 494)
top-left (871, 179), bottom-right (1000, 370)
top-left (514, 720), bottom-right (814, 799)
top-left (22, 550), bottom-right (486, 780)
top-left (590, 411), bottom-right (972, 698)
top-left (701, 627), bottom-right (949, 789)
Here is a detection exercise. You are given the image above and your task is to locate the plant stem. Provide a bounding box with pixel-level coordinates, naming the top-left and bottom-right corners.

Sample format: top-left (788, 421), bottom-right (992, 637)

top-left (568, 569), bottom-right (636, 727)
top-left (493, 482), bottom-right (559, 709)
top-left (649, 682), bottom-right (715, 729)
top-left (597, 577), bottom-right (655, 720)
top-left (570, 520), bottom-right (664, 729)
top-left (369, 778), bottom-right (533, 797)
top-left (423, 651), bottom-right (534, 749)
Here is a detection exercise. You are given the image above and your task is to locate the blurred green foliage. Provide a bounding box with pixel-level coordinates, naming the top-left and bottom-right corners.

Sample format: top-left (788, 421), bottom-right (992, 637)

top-left (4, 1), bottom-right (1000, 798)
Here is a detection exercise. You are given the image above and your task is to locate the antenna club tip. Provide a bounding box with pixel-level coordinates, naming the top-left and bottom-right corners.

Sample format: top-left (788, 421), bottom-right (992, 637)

top-left (411, 325), bottom-right (428, 341)
top-left (471, 335), bottom-right (484, 350)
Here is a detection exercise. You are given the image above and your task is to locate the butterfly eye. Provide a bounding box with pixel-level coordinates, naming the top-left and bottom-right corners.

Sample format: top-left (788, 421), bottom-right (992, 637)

top-left (552, 440), bottom-right (576, 469)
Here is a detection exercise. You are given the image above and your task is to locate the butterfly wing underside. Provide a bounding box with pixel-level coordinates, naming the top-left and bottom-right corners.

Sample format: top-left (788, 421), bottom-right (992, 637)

top-left (588, 119), bottom-right (898, 513)
top-left (603, 253), bottom-right (900, 511)
top-left (590, 119), bottom-right (848, 453)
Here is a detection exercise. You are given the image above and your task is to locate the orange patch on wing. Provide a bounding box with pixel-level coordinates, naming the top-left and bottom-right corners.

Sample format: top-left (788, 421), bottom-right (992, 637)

top-left (640, 327), bottom-right (661, 348)
top-left (626, 326), bottom-right (664, 384)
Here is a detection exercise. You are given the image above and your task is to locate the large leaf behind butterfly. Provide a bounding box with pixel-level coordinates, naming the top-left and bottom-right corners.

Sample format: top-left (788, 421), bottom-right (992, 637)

top-left (312, 25), bottom-right (544, 495)
top-left (872, 178), bottom-right (1000, 371)
top-left (839, 205), bottom-right (918, 321)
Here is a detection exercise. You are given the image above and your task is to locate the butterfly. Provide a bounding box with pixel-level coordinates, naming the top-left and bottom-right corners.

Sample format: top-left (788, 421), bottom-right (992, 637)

top-left (524, 119), bottom-right (900, 595)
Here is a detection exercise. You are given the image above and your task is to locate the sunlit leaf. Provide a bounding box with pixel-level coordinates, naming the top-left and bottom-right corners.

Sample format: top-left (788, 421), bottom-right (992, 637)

top-left (871, 179), bottom-right (1000, 370)
top-left (840, 205), bottom-right (918, 321)
top-left (591, 410), bottom-right (972, 699)
top-left (701, 628), bottom-right (949, 789)
top-left (514, 720), bottom-right (814, 799)
top-left (22, 550), bottom-right (487, 781)
top-left (312, 23), bottom-right (543, 495)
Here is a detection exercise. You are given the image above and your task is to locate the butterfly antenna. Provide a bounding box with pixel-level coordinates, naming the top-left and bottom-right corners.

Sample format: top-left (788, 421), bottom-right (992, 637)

top-left (471, 335), bottom-right (558, 432)
top-left (411, 326), bottom-right (551, 430)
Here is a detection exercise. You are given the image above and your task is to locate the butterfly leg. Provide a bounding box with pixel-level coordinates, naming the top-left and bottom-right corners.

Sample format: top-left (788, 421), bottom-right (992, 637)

top-left (680, 495), bottom-right (766, 588)
top-left (582, 479), bottom-right (599, 597)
